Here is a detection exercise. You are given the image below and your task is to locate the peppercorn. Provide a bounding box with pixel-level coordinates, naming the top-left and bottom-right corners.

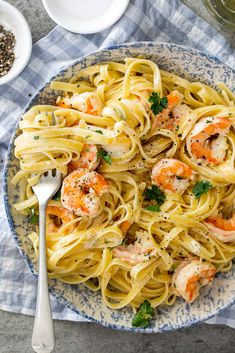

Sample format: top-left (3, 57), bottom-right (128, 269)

top-left (0, 25), bottom-right (16, 77)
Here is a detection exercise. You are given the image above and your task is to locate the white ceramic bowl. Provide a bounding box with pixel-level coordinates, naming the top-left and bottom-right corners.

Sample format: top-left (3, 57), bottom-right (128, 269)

top-left (42, 0), bottom-right (129, 34)
top-left (0, 1), bottom-right (32, 85)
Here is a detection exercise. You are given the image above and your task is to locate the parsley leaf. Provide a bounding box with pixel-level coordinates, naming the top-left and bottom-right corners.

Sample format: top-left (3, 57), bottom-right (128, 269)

top-left (52, 190), bottom-right (61, 201)
top-left (29, 207), bottom-right (39, 225)
top-left (192, 180), bottom-right (212, 199)
top-left (143, 185), bottom-right (166, 205)
top-left (95, 130), bottom-right (103, 134)
top-left (145, 204), bottom-right (160, 212)
top-left (103, 155), bottom-right (112, 165)
top-left (132, 300), bottom-right (154, 328)
top-left (97, 148), bottom-right (112, 165)
top-left (149, 92), bottom-right (168, 115)
top-left (143, 185), bottom-right (166, 212)
top-left (121, 238), bottom-right (129, 246)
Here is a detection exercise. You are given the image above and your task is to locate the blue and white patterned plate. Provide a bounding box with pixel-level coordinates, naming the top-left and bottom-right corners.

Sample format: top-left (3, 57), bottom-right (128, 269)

top-left (3, 42), bottom-right (235, 333)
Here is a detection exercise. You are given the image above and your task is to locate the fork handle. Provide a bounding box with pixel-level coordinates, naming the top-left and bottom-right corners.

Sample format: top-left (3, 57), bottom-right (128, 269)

top-left (32, 202), bottom-right (55, 353)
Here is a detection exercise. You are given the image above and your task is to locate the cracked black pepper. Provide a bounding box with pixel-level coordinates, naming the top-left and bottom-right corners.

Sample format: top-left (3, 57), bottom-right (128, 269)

top-left (0, 25), bottom-right (16, 77)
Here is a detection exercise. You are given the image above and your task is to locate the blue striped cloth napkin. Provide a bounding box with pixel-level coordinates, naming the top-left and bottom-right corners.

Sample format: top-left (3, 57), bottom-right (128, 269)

top-left (0, 0), bottom-right (235, 327)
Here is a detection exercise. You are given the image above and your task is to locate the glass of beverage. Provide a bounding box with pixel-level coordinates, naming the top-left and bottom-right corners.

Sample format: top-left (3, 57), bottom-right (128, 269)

top-left (204, 0), bottom-right (235, 29)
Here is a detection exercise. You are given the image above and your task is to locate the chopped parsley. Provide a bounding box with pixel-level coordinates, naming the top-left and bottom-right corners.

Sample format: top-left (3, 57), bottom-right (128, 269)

top-left (97, 148), bottom-right (112, 165)
top-left (29, 207), bottom-right (39, 224)
top-left (192, 180), bottom-right (212, 199)
top-left (132, 300), bottom-right (154, 328)
top-left (52, 189), bottom-right (61, 201)
top-left (149, 92), bottom-right (168, 115)
top-left (95, 130), bottom-right (103, 134)
top-left (143, 185), bottom-right (166, 212)
top-left (145, 204), bottom-right (160, 212)
top-left (33, 135), bottom-right (39, 140)
top-left (121, 238), bottom-right (129, 246)
top-left (143, 185), bottom-right (166, 205)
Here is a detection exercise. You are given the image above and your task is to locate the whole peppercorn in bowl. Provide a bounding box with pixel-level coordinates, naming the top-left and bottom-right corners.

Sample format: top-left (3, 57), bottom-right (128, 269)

top-left (0, 1), bottom-right (32, 85)
top-left (0, 25), bottom-right (16, 78)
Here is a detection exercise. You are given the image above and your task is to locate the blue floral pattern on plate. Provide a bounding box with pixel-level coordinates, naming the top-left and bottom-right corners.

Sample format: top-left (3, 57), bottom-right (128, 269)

top-left (3, 42), bottom-right (235, 333)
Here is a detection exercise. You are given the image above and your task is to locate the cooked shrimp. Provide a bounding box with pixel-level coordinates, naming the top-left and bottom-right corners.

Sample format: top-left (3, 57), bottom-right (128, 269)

top-left (113, 232), bottom-right (156, 265)
top-left (172, 103), bottom-right (191, 122)
top-left (172, 259), bottom-right (216, 303)
top-left (56, 92), bottom-right (103, 116)
top-left (120, 221), bottom-right (132, 234)
top-left (186, 117), bottom-right (231, 164)
top-left (205, 214), bottom-right (235, 242)
top-left (68, 144), bottom-right (100, 173)
top-left (151, 158), bottom-right (194, 194)
top-left (61, 169), bottom-right (108, 218)
top-left (47, 206), bottom-right (76, 233)
top-left (152, 90), bottom-right (184, 131)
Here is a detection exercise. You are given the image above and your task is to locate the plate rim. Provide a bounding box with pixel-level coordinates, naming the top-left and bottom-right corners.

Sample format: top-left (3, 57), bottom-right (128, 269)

top-left (3, 41), bottom-right (235, 333)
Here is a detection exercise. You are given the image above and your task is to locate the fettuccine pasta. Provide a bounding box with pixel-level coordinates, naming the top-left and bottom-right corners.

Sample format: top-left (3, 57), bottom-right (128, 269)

top-left (12, 58), bottom-right (235, 322)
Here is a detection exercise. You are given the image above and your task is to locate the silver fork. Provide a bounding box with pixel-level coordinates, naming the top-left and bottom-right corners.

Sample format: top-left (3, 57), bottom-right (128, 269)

top-left (32, 169), bottom-right (61, 353)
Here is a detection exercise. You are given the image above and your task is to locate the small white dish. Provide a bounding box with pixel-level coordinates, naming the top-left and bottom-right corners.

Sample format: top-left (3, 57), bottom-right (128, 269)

top-left (0, 1), bottom-right (32, 85)
top-left (42, 0), bottom-right (130, 34)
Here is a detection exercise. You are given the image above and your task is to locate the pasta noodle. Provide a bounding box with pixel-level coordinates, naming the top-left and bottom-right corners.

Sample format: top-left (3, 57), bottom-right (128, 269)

top-left (13, 58), bottom-right (235, 314)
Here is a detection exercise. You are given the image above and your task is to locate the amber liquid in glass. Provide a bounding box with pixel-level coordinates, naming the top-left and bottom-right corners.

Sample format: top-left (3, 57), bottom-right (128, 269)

top-left (222, 0), bottom-right (235, 11)
top-left (204, 0), bottom-right (235, 28)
